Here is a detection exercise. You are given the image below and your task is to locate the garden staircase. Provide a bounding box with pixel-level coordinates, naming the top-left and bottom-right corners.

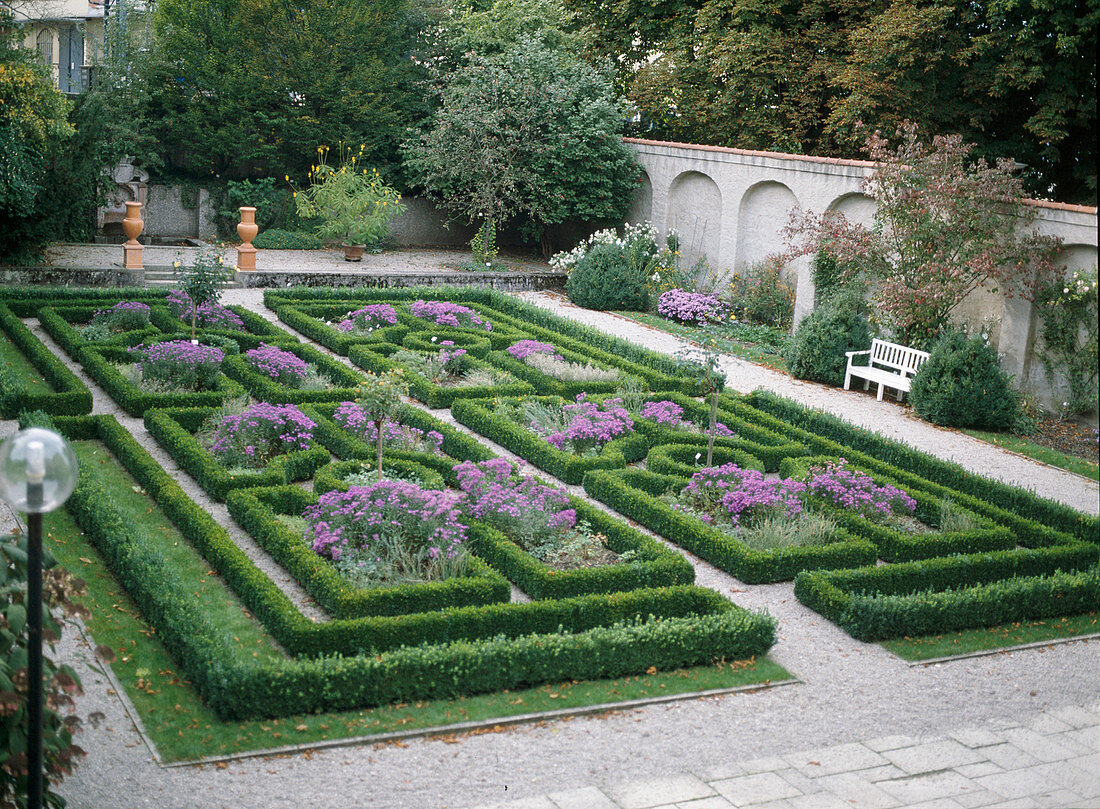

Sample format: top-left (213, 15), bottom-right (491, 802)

top-left (143, 265), bottom-right (242, 290)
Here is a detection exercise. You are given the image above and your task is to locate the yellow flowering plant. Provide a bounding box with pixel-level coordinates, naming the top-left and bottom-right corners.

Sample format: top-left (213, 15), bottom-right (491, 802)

top-left (293, 144), bottom-right (406, 250)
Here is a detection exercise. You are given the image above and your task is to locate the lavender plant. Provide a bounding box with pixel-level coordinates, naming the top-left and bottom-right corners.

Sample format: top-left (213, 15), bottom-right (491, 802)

top-left (243, 343), bottom-right (312, 387)
top-left (304, 481), bottom-right (469, 587)
top-left (334, 304), bottom-right (399, 334)
top-left (408, 300), bottom-right (492, 331)
top-left (206, 402), bottom-right (316, 469)
top-left (127, 340), bottom-right (224, 391)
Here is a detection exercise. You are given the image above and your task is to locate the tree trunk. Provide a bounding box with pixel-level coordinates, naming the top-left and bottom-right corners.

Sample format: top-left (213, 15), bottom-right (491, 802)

top-left (706, 389), bottom-right (718, 467)
top-left (376, 418), bottom-right (384, 482)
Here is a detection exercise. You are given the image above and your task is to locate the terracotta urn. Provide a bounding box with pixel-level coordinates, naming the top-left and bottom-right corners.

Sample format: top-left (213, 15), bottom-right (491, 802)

top-left (122, 201), bottom-right (144, 270)
top-left (237, 206), bottom-right (258, 271)
top-left (342, 244), bottom-right (365, 262)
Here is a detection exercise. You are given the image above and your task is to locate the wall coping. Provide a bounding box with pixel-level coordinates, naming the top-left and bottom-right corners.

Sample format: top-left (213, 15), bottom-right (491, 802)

top-left (625, 137), bottom-right (1098, 216)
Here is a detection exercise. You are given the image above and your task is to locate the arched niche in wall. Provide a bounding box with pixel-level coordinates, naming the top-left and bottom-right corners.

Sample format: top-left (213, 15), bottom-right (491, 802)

top-left (826, 192), bottom-right (877, 228)
top-left (1058, 243), bottom-right (1098, 273)
top-left (626, 169), bottom-right (653, 225)
top-left (666, 170), bottom-right (722, 271)
top-left (736, 180), bottom-right (798, 273)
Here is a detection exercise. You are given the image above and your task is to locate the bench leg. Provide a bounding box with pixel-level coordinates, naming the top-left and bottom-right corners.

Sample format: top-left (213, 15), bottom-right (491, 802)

top-left (897, 389), bottom-right (904, 402)
top-left (876, 383), bottom-right (884, 401)
top-left (844, 371), bottom-right (852, 391)
top-left (863, 380), bottom-right (870, 391)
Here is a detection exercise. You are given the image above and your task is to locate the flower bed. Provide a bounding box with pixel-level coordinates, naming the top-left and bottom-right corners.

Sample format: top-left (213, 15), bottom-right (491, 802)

top-left (0, 304), bottom-right (93, 417)
top-left (222, 340), bottom-right (366, 404)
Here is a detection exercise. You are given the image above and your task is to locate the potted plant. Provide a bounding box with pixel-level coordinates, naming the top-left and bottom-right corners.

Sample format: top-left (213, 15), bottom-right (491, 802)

top-left (293, 145), bottom-right (406, 261)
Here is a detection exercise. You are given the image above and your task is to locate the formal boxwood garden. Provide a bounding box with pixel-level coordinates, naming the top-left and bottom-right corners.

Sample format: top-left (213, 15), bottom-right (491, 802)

top-left (3, 283), bottom-right (1098, 739)
top-left (0, 303), bottom-right (93, 417)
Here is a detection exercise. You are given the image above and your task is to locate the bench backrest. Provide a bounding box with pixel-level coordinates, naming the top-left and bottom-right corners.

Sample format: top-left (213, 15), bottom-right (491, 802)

top-left (869, 338), bottom-right (930, 374)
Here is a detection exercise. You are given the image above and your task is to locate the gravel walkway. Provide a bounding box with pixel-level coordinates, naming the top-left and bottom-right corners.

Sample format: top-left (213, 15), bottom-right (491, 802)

top-left (2, 284), bottom-right (1096, 809)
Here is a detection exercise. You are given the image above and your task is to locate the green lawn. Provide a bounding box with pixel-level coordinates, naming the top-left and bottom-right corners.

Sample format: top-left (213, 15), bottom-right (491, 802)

top-left (47, 441), bottom-right (792, 762)
top-left (962, 428), bottom-right (1099, 482)
top-left (614, 312), bottom-right (790, 371)
top-left (0, 331), bottom-right (52, 393)
top-left (882, 612), bottom-right (1099, 661)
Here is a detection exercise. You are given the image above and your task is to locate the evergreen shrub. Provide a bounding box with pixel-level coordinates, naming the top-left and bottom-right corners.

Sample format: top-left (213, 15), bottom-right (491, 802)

top-left (909, 330), bottom-right (1019, 430)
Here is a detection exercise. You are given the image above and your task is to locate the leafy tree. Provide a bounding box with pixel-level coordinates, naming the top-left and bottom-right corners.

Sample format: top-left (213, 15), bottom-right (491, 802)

top-left (402, 37), bottom-right (640, 256)
top-left (787, 123), bottom-right (1062, 348)
top-left (140, 0), bottom-right (425, 181)
top-left (0, 12), bottom-right (73, 258)
top-left (565, 0), bottom-right (1097, 202)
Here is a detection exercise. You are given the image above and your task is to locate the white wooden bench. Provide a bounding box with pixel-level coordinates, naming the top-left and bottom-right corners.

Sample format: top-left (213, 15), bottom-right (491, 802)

top-left (844, 339), bottom-right (930, 402)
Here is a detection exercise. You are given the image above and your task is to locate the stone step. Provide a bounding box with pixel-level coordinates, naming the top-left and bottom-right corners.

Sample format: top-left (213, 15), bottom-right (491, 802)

top-left (144, 278), bottom-right (241, 289)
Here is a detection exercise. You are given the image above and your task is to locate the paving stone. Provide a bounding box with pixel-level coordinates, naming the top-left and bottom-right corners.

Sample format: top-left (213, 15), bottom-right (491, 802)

top-left (1067, 752), bottom-right (1100, 781)
top-left (999, 727), bottom-right (1088, 762)
top-left (711, 772), bottom-right (803, 805)
top-left (953, 787), bottom-right (1008, 808)
top-left (876, 771), bottom-right (984, 804)
top-left (693, 763), bottom-right (747, 781)
top-left (880, 740), bottom-right (985, 775)
top-left (902, 800), bottom-right (965, 809)
top-left (974, 765), bottom-right (1060, 800)
top-left (1066, 726), bottom-right (1100, 753)
top-left (1026, 714), bottom-right (1073, 735)
top-left (981, 744), bottom-right (1042, 770)
top-left (606, 776), bottom-right (716, 809)
top-left (950, 728), bottom-right (1006, 749)
top-left (858, 765), bottom-right (907, 783)
top-left (480, 797), bottom-right (559, 809)
top-left (1032, 788), bottom-right (1092, 807)
top-left (1051, 706), bottom-right (1100, 730)
top-left (954, 761), bottom-right (1004, 778)
top-left (785, 743), bottom-right (888, 777)
top-left (672, 797), bottom-right (735, 809)
top-left (1031, 759), bottom-right (1100, 799)
top-left (866, 735), bottom-right (926, 753)
top-left (775, 768), bottom-right (826, 795)
top-left (746, 801), bottom-right (797, 809)
top-left (983, 799), bottom-right (1040, 809)
top-left (741, 757), bottom-right (793, 774)
top-left (787, 793), bottom-right (852, 809)
top-left (547, 785), bottom-right (618, 809)
top-left (813, 773), bottom-right (901, 809)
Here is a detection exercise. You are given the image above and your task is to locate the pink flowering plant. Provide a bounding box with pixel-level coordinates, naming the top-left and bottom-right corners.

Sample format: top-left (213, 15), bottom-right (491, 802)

top-left (90, 301), bottom-right (152, 332)
top-left (506, 340), bottom-right (561, 361)
top-left (804, 460), bottom-right (916, 522)
top-left (533, 395), bottom-right (635, 455)
top-left (639, 400), bottom-right (735, 438)
top-left (408, 299), bottom-right (492, 332)
top-left (304, 481), bottom-right (469, 587)
top-left (206, 402), bottom-right (316, 469)
top-left (677, 464), bottom-right (806, 528)
top-left (166, 290), bottom-right (244, 332)
top-left (127, 340), bottom-right (224, 390)
top-left (333, 401), bottom-right (444, 455)
top-left (657, 289), bottom-right (728, 325)
top-left (243, 343), bottom-right (312, 387)
top-left (334, 304), bottom-right (399, 334)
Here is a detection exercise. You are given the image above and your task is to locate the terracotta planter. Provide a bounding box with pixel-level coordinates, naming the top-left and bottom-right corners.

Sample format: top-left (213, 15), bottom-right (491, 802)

top-left (122, 201), bottom-right (144, 270)
top-left (237, 206), bottom-right (258, 271)
top-left (342, 244), bottom-right (365, 262)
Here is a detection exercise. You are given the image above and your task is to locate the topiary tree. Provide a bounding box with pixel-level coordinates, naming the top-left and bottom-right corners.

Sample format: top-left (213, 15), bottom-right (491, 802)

top-left (564, 242), bottom-right (652, 312)
top-left (786, 295), bottom-right (872, 386)
top-left (354, 370), bottom-right (409, 482)
top-left (909, 330), bottom-right (1019, 429)
top-left (172, 247), bottom-right (232, 341)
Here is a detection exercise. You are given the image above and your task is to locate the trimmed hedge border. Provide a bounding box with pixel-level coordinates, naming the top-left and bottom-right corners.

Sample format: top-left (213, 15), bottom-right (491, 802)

top-left (348, 344), bottom-right (534, 409)
top-left (226, 485), bottom-right (511, 619)
top-left (50, 414), bottom-right (776, 720)
top-left (645, 443), bottom-right (766, 477)
top-left (144, 406), bottom-right (331, 501)
top-left (38, 305), bottom-right (161, 357)
top-left (313, 458), bottom-right (448, 494)
top-left (78, 344), bottom-right (247, 416)
top-left (451, 395), bottom-right (650, 485)
top-left (583, 468), bottom-right (878, 583)
top-left (274, 303), bottom-right (409, 355)
top-left (794, 546), bottom-right (1100, 641)
top-left (0, 304), bottom-right (93, 417)
top-left (485, 347), bottom-right (638, 399)
top-left (778, 455), bottom-right (1015, 563)
top-left (150, 305), bottom-right (299, 350)
top-left (0, 287), bottom-right (167, 317)
top-left (222, 340), bottom-right (367, 404)
top-left (742, 391), bottom-right (1099, 544)
top-left (402, 331), bottom-right (492, 359)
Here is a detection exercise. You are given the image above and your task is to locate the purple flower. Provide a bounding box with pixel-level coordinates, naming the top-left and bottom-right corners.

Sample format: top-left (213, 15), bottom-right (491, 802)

top-left (657, 289), bottom-right (728, 325)
top-left (507, 340), bottom-right (561, 361)
top-left (92, 301), bottom-right (151, 331)
top-left (208, 402), bottom-right (315, 469)
top-left (409, 300), bottom-right (492, 332)
top-left (128, 339), bottom-right (224, 390)
top-left (335, 304), bottom-right (398, 333)
top-left (244, 343), bottom-right (312, 387)
top-left (453, 458), bottom-right (576, 545)
top-left (332, 402), bottom-right (445, 454)
top-left (537, 395), bottom-right (634, 455)
top-left (805, 459), bottom-right (916, 520)
top-left (167, 290), bottom-right (244, 330)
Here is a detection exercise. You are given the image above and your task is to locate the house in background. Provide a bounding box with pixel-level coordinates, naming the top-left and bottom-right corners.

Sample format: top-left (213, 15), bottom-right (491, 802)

top-left (8, 0), bottom-right (106, 93)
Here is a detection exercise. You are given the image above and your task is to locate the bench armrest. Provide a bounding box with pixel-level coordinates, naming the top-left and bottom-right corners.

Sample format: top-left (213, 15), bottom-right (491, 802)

top-left (845, 350), bottom-right (871, 359)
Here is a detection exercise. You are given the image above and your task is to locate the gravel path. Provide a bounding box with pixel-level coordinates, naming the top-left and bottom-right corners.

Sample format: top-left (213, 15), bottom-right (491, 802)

top-left (2, 286), bottom-right (1094, 809)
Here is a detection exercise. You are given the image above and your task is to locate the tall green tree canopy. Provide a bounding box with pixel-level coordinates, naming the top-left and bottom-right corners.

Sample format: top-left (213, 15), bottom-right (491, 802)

top-left (566, 0), bottom-right (1097, 203)
top-left (402, 37), bottom-right (640, 254)
top-left (140, 0), bottom-right (425, 181)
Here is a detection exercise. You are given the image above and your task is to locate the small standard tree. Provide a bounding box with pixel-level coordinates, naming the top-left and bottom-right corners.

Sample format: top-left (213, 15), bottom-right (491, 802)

top-left (173, 247), bottom-right (231, 341)
top-left (354, 370), bottom-right (409, 482)
top-left (786, 121), bottom-right (1061, 348)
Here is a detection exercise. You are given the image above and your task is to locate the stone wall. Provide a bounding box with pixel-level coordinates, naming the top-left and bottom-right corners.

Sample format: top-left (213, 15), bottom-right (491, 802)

top-left (624, 138), bottom-right (1099, 421)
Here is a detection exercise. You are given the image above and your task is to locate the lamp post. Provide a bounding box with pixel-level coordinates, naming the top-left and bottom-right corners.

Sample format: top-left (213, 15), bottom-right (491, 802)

top-left (0, 428), bottom-right (79, 809)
